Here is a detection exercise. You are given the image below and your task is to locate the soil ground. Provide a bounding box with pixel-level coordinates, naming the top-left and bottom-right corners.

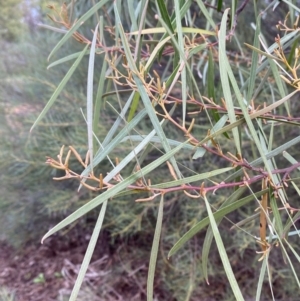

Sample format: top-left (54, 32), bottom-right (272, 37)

top-left (0, 231), bottom-right (146, 301)
top-left (0, 239), bottom-right (91, 301)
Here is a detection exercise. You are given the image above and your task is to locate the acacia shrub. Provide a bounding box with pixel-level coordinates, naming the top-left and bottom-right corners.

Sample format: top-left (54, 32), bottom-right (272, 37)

top-left (9, 0), bottom-right (300, 300)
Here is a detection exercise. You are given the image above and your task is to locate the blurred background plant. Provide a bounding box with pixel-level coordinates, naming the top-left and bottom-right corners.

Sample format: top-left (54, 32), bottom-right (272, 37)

top-left (1, 5), bottom-right (88, 245)
top-left (1, 0), bottom-right (300, 301)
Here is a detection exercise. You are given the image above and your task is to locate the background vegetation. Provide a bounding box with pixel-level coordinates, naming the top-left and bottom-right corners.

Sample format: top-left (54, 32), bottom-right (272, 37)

top-left (1, 0), bottom-right (300, 300)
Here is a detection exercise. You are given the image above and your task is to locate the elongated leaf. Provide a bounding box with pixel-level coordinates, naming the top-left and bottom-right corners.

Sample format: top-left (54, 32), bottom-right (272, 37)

top-left (92, 16), bottom-right (105, 135)
top-left (218, 9), bottom-right (241, 154)
top-left (152, 167), bottom-right (233, 189)
top-left (217, 0), bottom-right (223, 12)
top-left (147, 195), bottom-right (164, 301)
top-left (281, 0), bottom-right (300, 13)
top-left (256, 258), bottom-right (267, 301)
top-left (284, 238), bottom-right (300, 265)
top-left (47, 50), bottom-right (90, 69)
top-left (194, 0), bottom-right (216, 28)
top-left (250, 90), bottom-right (298, 119)
top-left (145, 35), bottom-right (172, 71)
top-left (156, 0), bottom-right (173, 33)
top-left (202, 186), bottom-right (248, 282)
top-left (69, 201), bottom-right (107, 301)
top-left (230, 0), bottom-right (237, 29)
top-left (283, 181), bottom-right (300, 236)
top-left (246, 16), bottom-right (261, 104)
top-left (203, 195), bottom-right (245, 300)
top-left (168, 189), bottom-right (266, 257)
top-left (86, 24), bottom-right (99, 172)
top-left (188, 44), bottom-right (208, 58)
top-left (280, 239), bottom-right (300, 288)
top-left (269, 187), bottom-right (284, 240)
top-left (287, 38), bottom-right (299, 67)
top-left (31, 44), bottom-right (89, 132)
top-left (127, 0), bottom-right (138, 32)
top-left (93, 53), bottom-right (107, 132)
top-left (130, 27), bottom-right (215, 36)
top-left (48, 0), bottom-right (111, 60)
top-left (38, 23), bottom-right (68, 34)
top-left (174, 0), bottom-right (187, 126)
top-left (132, 0), bottom-right (146, 63)
top-left (127, 91), bottom-right (140, 122)
top-left (283, 151), bottom-right (300, 167)
top-left (207, 49), bottom-right (215, 103)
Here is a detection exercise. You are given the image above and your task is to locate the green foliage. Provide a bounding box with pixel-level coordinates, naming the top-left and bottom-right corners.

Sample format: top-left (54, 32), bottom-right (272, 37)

top-left (3, 0), bottom-right (300, 300)
top-left (0, 0), bottom-right (24, 41)
top-left (36, 0), bottom-right (300, 299)
top-left (0, 29), bottom-right (115, 245)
